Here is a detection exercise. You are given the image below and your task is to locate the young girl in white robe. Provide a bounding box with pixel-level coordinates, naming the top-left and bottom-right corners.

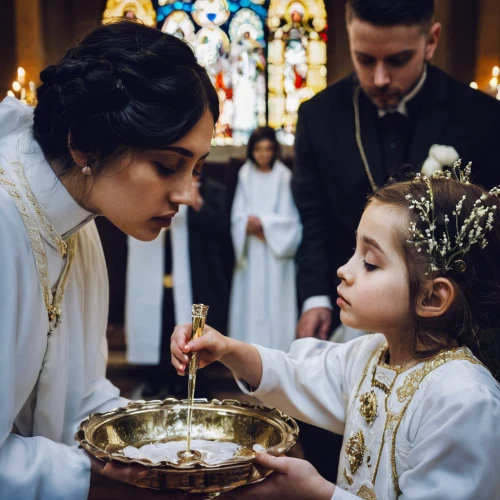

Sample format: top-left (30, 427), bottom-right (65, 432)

top-left (229, 127), bottom-right (302, 351)
top-left (0, 21), bottom-right (219, 500)
top-left (172, 166), bottom-right (500, 500)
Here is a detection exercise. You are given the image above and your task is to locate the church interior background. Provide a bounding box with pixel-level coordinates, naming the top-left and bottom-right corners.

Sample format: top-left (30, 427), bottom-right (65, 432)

top-left (1, 0), bottom-right (500, 399)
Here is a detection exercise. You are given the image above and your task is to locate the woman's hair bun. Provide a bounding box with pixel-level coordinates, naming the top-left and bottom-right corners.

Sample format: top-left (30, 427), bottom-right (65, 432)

top-left (33, 20), bottom-right (219, 170)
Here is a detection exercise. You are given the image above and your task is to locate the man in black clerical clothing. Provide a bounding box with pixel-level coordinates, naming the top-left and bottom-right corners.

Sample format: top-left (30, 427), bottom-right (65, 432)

top-left (292, 0), bottom-right (500, 482)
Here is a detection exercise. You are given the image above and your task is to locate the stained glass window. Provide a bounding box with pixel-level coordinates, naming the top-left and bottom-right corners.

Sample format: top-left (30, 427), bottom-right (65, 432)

top-left (156, 0), bottom-right (268, 145)
top-left (267, 0), bottom-right (327, 144)
top-left (103, 0), bottom-right (327, 145)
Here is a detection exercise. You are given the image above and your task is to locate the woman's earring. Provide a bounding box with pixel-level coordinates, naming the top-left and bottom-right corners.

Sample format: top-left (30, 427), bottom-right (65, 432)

top-left (81, 165), bottom-right (92, 176)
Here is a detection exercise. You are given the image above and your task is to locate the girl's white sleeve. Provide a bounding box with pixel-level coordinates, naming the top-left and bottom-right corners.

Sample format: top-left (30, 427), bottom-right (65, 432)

top-left (260, 174), bottom-right (302, 259)
top-left (237, 336), bottom-right (380, 435)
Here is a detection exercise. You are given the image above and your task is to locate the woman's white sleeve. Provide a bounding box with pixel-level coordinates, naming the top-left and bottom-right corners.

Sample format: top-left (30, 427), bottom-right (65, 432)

top-left (0, 205), bottom-right (91, 500)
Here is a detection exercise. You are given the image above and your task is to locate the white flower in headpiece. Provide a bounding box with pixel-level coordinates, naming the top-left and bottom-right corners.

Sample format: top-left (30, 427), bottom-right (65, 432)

top-left (421, 144), bottom-right (460, 177)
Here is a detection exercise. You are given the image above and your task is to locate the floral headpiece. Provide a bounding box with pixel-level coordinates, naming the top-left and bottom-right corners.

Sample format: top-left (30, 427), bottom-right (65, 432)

top-left (405, 160), bottom-right (499, 273)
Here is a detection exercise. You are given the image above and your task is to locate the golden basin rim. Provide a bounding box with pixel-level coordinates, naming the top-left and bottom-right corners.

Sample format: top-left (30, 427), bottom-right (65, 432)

top-left (76, 398), bottom-right (299, 470)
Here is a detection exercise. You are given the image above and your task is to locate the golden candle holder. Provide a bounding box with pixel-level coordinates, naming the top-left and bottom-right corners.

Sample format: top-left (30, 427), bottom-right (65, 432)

top-left (75, 398), bottom-right (299, 496)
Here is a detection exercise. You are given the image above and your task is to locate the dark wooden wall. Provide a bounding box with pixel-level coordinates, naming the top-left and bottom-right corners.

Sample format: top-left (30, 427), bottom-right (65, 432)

top-left (0, 1), bottom-right (17, 96)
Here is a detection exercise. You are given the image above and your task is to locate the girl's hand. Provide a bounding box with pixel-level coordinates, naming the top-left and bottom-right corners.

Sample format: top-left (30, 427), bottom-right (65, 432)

top-left (220, 453), bottom-right (335, 500)
top-left (170, 324), bottom-right (230, 375)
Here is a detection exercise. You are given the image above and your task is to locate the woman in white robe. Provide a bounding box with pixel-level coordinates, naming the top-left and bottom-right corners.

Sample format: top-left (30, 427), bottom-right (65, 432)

top-left (229, 127), bottom-right (302, 351)
top-left (0, 21), bottom-right (219, 499)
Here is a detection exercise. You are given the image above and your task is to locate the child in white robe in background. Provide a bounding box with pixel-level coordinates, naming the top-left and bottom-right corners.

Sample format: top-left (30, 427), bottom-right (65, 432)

top-left (229, 126), bottom-right (302, 351)
top-left (172, 167), bottom-right (500, 500)
top-left (0, 21), bottom-right (219, 500)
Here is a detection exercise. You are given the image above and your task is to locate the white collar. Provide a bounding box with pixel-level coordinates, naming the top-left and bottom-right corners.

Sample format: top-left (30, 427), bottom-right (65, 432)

top-left (377, 65), bottom-right (428, 118)
top-left (0, 98), bottom-right (95, 239)
top-left (22, 136), bottom-right (96, 239)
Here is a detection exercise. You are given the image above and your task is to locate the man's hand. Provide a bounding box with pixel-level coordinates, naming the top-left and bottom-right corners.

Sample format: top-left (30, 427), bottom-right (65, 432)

top-left (296, 307), bottom-right (332, 340)
top-left (220, 453), bottom-right (335, 500)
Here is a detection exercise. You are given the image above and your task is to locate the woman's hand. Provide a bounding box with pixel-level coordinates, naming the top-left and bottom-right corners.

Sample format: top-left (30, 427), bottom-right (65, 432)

top-left (219, 453), bottom-right (335, 500)
top-left (170, 324), bottom-right (230, 375)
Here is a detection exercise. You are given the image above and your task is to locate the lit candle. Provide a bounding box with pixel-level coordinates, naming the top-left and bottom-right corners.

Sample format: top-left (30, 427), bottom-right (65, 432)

top-left (17, 67), bottom-right (26, 86)
top-left (493, 66), bottom-right (500, 77)
top-left (12, 81), bottom-right (21, 92)
top-left (490, 77), bottom-right (498, 91)
top-left (470, 82), bottom-right (478, 89)
top-left (20, 88), bottom-right (26, 102)
top-left (6, 90), bottom-right (15, 97)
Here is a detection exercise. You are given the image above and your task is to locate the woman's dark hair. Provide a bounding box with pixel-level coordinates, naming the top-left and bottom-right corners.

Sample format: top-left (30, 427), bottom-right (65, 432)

top-left (246, 126), bottom-right (280, 169)
top-left (346, 0), bottom-right (434, 27)
top-left (33, 20), bottom-right (219, 175)
top-left (371, 176), bottom-right (500, 380)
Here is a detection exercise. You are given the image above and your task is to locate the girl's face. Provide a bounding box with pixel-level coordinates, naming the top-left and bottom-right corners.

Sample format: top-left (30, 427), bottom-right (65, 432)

top-left (337, 201), bottom-right (411, 336)
top-left (82, 109), bottom-right (214, 241)
top-left (253, 139), bottom-right (275, 170)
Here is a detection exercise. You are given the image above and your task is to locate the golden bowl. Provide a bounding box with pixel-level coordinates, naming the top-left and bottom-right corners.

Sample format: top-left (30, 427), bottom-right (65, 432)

top-left (75, 398), bottom-right (299, 496)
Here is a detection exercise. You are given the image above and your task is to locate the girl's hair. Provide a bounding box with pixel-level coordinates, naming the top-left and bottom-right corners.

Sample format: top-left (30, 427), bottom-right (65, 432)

top-left (246, 126), bottom-right (280, 168)
top-left (371, 176), bottom-right (500, 380)
top-left (33, 21), bottom-right (220, 175)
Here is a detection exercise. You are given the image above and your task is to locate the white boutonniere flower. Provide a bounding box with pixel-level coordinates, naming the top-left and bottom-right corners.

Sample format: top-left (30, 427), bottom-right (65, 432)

top-left (421, 144), bottom-right (460, 177)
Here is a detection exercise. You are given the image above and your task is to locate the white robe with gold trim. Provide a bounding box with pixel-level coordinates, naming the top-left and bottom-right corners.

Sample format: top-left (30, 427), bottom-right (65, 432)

top-left (238, 334), bottom-right (500, 499)
top-left (0, 97), bottom-right (127, 499)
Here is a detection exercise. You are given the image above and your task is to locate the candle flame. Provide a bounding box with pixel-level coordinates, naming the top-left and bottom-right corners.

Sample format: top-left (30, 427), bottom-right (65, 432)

top-left (12, 81), bottom-right (21, 92)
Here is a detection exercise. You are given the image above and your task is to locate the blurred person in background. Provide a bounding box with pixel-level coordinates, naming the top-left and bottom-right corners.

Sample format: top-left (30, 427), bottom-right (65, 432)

top-left (229, 126), bottom-right (302, 352)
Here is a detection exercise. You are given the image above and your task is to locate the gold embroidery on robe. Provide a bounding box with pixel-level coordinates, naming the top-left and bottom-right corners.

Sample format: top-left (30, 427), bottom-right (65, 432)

top-left (358, 485), bottom-right (377, 500)
top-left (397, 346), bottom-right (482, 403)
top-left (346, 429), bottom-right (366, 474)
top-left (359, 390), bottom-right (378, 424)
top-left (343, 468), bottom-right (353, 486)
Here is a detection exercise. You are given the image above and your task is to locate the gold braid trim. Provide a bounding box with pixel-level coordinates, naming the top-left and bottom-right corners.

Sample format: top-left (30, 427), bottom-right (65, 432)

top-left (0, 165), bottom-right (77, 333)
top-left (12, 161), bottom-right (68, 256)
top-left (0, 166), bottom-right (52, 313)
top-left (396, 346), bottom-right (482, 403)
top-left (358, 485), bottom-right (377, 500)
top-left (354, 340), bottom-right (387, 398)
